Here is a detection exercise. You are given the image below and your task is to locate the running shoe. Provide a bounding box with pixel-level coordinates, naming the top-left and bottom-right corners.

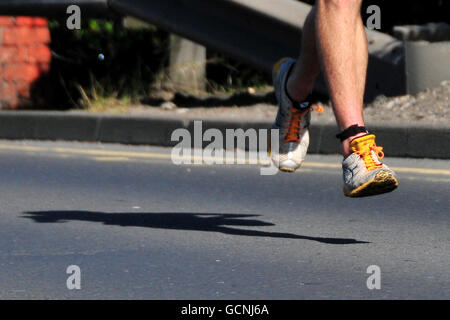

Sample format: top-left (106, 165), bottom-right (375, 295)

top-left (342, 134), bottom-right (399, 197)
top-left (270, 58), bottom-right (322, 172)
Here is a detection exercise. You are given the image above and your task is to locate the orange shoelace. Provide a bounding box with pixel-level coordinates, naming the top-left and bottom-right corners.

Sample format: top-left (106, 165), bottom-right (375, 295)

top-left (355, 143), bottom-right (385, 171)
top-left (283, 104), bottom-right (324, 143)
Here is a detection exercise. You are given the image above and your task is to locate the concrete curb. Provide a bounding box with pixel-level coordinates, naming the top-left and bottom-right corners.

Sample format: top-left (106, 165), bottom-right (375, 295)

top-left (0, 111), bottom-right (448, 159)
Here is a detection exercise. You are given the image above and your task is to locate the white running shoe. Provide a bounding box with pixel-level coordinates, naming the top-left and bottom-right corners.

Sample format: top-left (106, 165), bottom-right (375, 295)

top-left (270, 58), bottom-right (323, 172)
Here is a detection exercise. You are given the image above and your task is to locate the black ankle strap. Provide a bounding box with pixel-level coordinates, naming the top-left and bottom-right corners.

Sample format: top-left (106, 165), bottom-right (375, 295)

top-left (336, 125), bottom-right (369, 141)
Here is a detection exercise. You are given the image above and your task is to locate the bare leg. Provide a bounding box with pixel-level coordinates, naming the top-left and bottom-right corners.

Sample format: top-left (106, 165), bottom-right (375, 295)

top-left (286, 7), bottom-right (320, 102)
top-left (286, 0), bottom-right (368, 157)
top-left (316, 0), bottom-right (368, 156)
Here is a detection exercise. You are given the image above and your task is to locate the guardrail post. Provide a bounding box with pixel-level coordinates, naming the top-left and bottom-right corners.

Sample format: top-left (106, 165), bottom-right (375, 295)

top-left (169, 35), bottom-right (206, 95)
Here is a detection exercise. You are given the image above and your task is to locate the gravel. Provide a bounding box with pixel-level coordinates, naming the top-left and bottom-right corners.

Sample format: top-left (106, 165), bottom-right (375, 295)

top-left (120, 81), bottom-right (450, 126)
top-left (361, 80), bottom-right (449, 124)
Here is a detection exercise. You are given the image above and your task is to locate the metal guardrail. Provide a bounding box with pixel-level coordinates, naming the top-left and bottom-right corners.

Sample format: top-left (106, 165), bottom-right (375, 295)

top-left (111, 0), bottom-right (304, 74)
top-left (109, 0), bottom-right (405, 100)
top-left (0, 0), bottom-right (406, 100)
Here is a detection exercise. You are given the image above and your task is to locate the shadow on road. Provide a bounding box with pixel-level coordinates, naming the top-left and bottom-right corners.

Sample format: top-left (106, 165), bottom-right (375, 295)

top-left (23, 211), bottom-right (369, 245)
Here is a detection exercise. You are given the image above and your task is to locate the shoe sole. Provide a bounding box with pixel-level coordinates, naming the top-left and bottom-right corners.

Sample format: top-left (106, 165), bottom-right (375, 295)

top-left (344, 170), bottom-right (399, 198)
top-left (279, 167), bottom-right (297, 173)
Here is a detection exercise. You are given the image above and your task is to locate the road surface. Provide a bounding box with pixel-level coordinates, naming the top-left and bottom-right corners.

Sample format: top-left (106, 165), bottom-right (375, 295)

top-left (0, 140), bottom-right (448, 299)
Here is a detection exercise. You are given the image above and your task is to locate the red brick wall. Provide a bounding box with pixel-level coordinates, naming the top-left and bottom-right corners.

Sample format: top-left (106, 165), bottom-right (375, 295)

top-left (0, 17), bottom-right (51, 109)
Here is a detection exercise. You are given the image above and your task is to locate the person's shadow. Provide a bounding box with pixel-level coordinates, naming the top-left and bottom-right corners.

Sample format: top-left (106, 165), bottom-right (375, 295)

top-left (23, 211), bottom-right (369, 245)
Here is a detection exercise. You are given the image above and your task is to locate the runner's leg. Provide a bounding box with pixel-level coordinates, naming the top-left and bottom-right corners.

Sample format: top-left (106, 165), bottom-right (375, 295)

top-left (286, 6), bottom-right (320, 103)
top-left (315, 0), bottom-right (368, 156)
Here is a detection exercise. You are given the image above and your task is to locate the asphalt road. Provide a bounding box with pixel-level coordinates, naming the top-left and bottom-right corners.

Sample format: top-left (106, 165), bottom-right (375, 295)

top-left (0, 140), bottom-right (448, 299)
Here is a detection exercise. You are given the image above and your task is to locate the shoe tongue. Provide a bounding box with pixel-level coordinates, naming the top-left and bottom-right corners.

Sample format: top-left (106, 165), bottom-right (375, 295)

top-left (350, 134), bottom-right (376, 153)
